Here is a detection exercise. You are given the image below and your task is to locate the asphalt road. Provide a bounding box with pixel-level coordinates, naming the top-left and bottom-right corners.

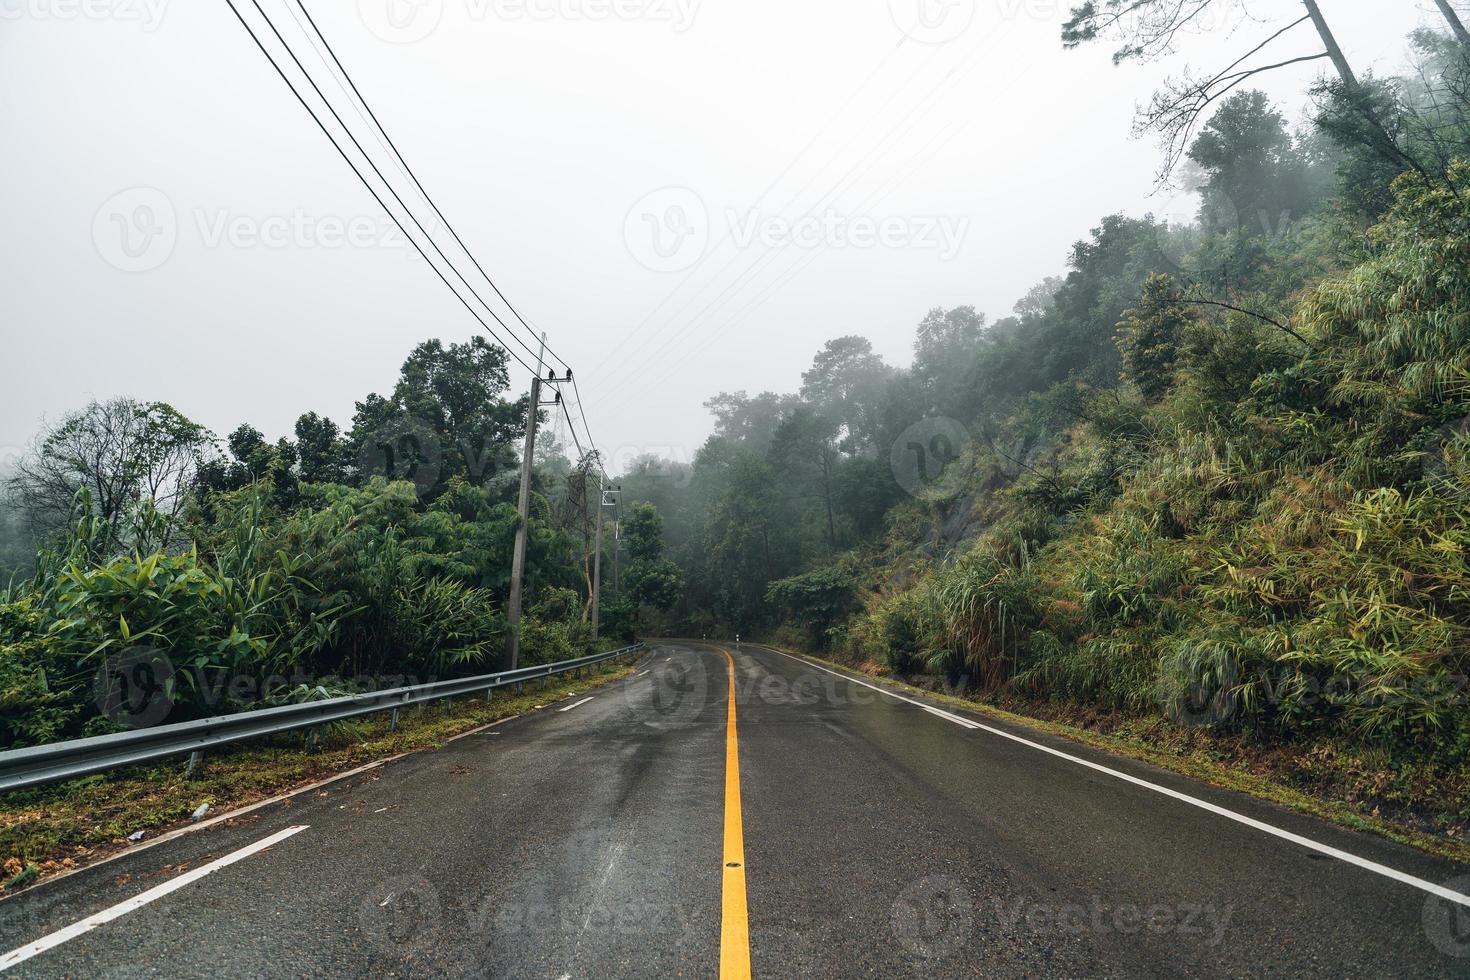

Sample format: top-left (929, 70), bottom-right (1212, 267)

top-left (3, 641), bottom-right (1470, 977)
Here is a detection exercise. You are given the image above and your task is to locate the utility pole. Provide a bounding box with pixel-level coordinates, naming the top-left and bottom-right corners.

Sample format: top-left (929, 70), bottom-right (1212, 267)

top-left (591, 479), bottom-right (619, 637)
top-left (612, 500), bottom-right (621, 595)
top-left (591, 474), bottom-right (605, 637)
top-left (507, 335), bottom-right (572, 669)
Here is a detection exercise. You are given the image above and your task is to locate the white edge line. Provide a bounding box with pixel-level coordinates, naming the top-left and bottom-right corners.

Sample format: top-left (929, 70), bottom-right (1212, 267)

top-left (558, 697), bottom-right (595, 713)
top-left (0, 825), bottom-right (309, 972)
top-left (4, 661), bottom-right (651, 901)
top-left (760, 645), bottom-right (1470, 909)
top-left (5, 705), bottom-right (555, 902)
top-left (0, 759), bottom-right (393, 903)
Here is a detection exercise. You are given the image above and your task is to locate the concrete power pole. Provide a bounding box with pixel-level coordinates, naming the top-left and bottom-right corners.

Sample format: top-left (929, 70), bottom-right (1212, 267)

top-left (506, 334), bottom-right (546, 670)
top-left (591, 474), bottom-right (605, 637)
top-left (591, 480), bottom-right (619, 638)
top-left (612, 498), bottom-right (621, 594)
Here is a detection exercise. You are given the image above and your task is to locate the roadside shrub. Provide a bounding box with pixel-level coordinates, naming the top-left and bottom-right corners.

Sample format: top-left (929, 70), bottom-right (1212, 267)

top-left (926, 546), bottom-right (1041, 689)
top-left (0, 599), bottom-right (79, 747)
top-left (519, 587), bottom-right (594, 666)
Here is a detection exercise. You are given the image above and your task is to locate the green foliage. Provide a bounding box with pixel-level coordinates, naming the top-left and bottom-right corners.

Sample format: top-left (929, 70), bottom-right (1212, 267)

top-left (519, 587), bottom-right (593, 665)
top-left (875, 588), bottom-right (933, 675)
top-left (1116, 274), bottom-right (1194, 401)
top-left (0, 333), bottom-right (612, 748)
top-left (765, 567), bottom-right (857, 649)
top-left (622, 502), bottom-right (666, 562)
top-left (926, 547), bottom-right (1042, 687)
top-left (0, 598), bottom-right (77, 746)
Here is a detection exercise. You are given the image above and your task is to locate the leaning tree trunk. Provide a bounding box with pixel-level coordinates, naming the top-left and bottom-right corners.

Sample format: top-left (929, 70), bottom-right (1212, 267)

top-left (1300, 0), bottom-right (1425, 175)
top-left (1300, 0), bottom-right (1359, 87)
top-left (1433, 0), bottom-right (1470, 47)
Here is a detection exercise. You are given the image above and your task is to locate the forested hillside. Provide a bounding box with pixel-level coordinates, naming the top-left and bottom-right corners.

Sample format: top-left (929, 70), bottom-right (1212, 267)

top-left (623, 18), bottom-right (1470, 767)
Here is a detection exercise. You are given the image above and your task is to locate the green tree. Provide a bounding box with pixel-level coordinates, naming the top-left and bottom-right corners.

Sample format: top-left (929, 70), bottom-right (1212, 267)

top-left (800, 336), bottom-right (890, 452)
top-left (346, 337), bottom-right (526, 497)
top-left (1062, 0), bottom-right (1416, 181)
top-left (294, 412), bottom-right (346, 484)
top-left (392, 337), bottom-right (523, 489)
top-left (8, 398), bottom-right (209, 548)
top-left (770, 407), bottom-right (843, 550)
top-left (765, 567), bottom-right (857, 649)
top-left (621, 502), bottom-right (682, 622)
top-left (1116, 274), bottom-right (1196, 401)
top-left (1187, 90), bottom-right (1316, 234)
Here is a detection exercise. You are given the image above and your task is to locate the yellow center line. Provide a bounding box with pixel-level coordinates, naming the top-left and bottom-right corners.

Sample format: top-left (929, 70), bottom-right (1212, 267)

top-left (720, 647), bottom-right (752, 979)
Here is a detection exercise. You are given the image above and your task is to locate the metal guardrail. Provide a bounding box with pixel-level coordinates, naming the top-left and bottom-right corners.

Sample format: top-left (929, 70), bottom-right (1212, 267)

top-left (0, 643), bottom-right (647, 794)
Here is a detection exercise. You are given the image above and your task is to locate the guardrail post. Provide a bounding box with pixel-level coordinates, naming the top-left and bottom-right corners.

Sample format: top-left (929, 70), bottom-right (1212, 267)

top-left (389, 708), bottom-right (399, 733)
top-left (186, 750), bottom-right (203, 777)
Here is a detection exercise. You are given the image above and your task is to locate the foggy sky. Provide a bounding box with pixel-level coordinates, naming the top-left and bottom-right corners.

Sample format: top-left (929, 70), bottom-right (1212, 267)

top-left (0, 0), bottom-right (1442, 475)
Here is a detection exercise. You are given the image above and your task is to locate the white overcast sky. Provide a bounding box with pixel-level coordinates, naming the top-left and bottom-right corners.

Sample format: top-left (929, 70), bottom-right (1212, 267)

top-left (0, 0), bottom-right (1449, 473)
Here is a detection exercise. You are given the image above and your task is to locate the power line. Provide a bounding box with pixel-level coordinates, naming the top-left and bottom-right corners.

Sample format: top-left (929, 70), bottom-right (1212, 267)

top-left (289, 0), bottom-right (569, 373)
top-left (559, 397), bottom-right (587, 462)
top-left (569, 374), bottom-right (604, 474)
top-left (226, 0), bottom-right (545, 377)
top-left (228, 0), bottom-right (609, 475)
